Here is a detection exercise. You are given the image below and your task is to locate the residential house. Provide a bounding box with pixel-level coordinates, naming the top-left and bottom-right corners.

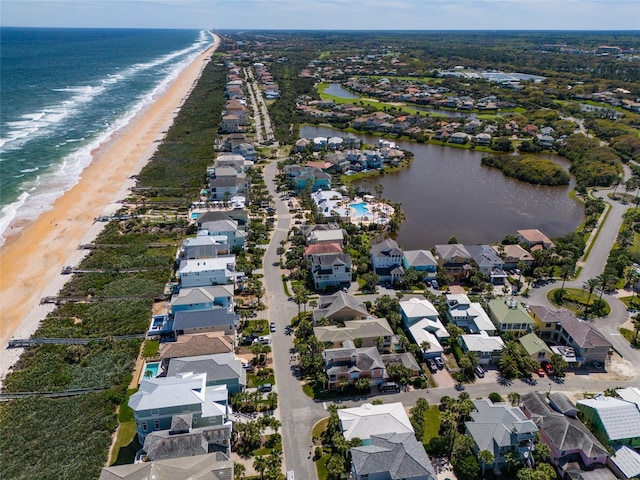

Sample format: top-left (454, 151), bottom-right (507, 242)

top-left (159, 333), bottom-right (235, 367)
top-left (311, 189), bottom-right (351, 220)
top-left (199, 219), bottom-right (247, 249)
top-left (307, 228), bottom-right (344, 246)
top-left (493, 244), bottom-right (534, 270)
top-left (519, 332), bottom-right (553, 363)
top-left (231, 142), bottom-right (256, 161)
top-left (607, 445), bottom-right (640, 480)
top-left (99, 453), bottom-right (233, 480)
top-left (465, 399), bottom-right (538, 472)
top-left (310, 253), bottom-right (352, 290)
top-left (338, 402), bottom-right (414, 442)
top-left (170, 306), bottom-right (238, 337)
top-left (167, 353), bottom-right (246, 394)
top-left (466, 244), bottom-right (507, 284)
top-left (304, 243), bottom-right (343, 259)
top-left (380, 352), bottom-right (421, 376)
top-left (225, 99), bottom-right (247, 125)
top-left (536, 134), bottom-right (555, 149)
top-left (129, 372), bottom-right (230, 444)
top-left (548, 313), bottom-right (612, 366)
top-left (449, 132), bottom-right (469, 144)
top-left (295, 138), bottom-right (310, 152)
top-left (209, 176), bottom-right (246, 202)
top-left (170, 285), bottom-right (235, 315)
top-left (402, 250), bottom-right (438, 280)
top-left (177, 256), bottom-right (242, 288)
top-left (371, 239), bottom-right (405, 285)
top-left (351, 433), bottom-right (437, 480)
top-left (488, 297), bottom-right (533, 336)
top-left (312, 291), bottom-right (369, 324)
top-left (284, 165), bottom-right (331, 192)
top-left (178, 231), bottom-right (229, 259)
top-left (328, 136), bottom-right (344, 150)
top-left (220, 114), bottom-right (240, 133)
top-left (459, 331), bottom-right (505, 365)
top-left (445, 293), bottom-right (495, 334)
top-left (521, 392), bottom-right (610, 474)
top-left (517, 229), bottom-right (555, 251)
top-left (435, 244), bottom-right (473, 281)
top-left (196, 210), bottom-right (248, 230)
top-left (323, 345), bottom-right (386, 389)
top-left (314, 317), bottom-right (396, 350)
top-left (400, 297), bottom-right (448, 358)
top-left (577, 395), bottom-right (640, 448)
top-left (529, 305), bottom-right (573, 340)
top-left (475, 133), bottom-right (492, 146)
top-left (140, 418), bottom-right (232, 461)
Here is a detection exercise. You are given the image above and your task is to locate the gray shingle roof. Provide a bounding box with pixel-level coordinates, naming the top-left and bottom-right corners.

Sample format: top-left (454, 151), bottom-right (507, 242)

top-left (521, 392), bottom-right (609, 459)
top-left (351, 432), bottom-right (437, 480)
top-left (371, 238), bottom-right (403, 258)
top-left (312, 291), bottom-right (368, 323)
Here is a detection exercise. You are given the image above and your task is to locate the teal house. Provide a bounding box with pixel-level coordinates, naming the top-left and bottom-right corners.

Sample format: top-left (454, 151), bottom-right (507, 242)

top-left (577, 394), bottom-right (640, 448)
top-left (129, 372), bottom-right (230, 444)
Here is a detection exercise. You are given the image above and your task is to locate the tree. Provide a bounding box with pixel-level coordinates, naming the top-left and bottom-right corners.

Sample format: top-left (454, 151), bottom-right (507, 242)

top-left (583, 278), bottom-right (599, 317)
top-left (253, 455), bottom-right (268, 479)
top-left (354, 376), bottom-right (371, 392)
top-left (448, 236), bottom-right (459, 244)
top-left (549, 353), bottom-right (569, 377)
top-left (326, 454), bottom-right (347, 480)
top-left (233, 462), bottom-right (246, 480)
top-left (292, 285), bottom-right (309, 317)
top-left (454, 454), bottom-right (481, 480)
top-left (478, 450), bottom-right (495, 478)
top-left (504, 450), bottom-right (521, 473)
top-left (508, 392), bottom-right (521, 406)
top-left (533, 441), bottom-right (550, 463)
top-left (360, 272), bottom-right (380, 292)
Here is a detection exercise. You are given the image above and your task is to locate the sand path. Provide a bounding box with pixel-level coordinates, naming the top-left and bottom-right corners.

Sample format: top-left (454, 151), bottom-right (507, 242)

top-left (0, 33), bottom-right (220, 383)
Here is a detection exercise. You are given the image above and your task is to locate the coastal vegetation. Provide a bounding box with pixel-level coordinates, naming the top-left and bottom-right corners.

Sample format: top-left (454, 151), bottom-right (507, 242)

top-left (481, 155), bottom-right (570, 186)
top-left (0, 56), bottom-right (228, 479)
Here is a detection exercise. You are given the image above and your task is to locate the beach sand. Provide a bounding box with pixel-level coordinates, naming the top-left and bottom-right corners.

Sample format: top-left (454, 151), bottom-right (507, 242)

top-left (0, 34), bottom-right (220, 383)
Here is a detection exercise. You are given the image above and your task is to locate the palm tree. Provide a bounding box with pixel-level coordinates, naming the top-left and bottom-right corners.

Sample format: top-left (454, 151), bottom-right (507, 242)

top-left (595, 274), bottom-right (615, 316)
top-left (253, 455), bottom-right (268, 479)
top-left (233, 462), bottom-right (246, 480)
top-left (508, 392), bottom-right (521, 406)
top-left (583, 278), bottom-right (599, 317)
top-left (478, 450), bottom-right (495, 478)
top-left (560, 262), bottom-right (574, 290)
top-left (420, 340), bottom-right (431, 356)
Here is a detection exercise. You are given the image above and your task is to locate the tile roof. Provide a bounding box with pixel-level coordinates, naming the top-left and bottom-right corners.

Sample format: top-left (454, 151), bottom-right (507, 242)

top-left (159, 333), bottom-right (234, 360)
top-left (559, 316), bottom-right (612, 349)
top-left (338, 402), bottom-right (414, 441)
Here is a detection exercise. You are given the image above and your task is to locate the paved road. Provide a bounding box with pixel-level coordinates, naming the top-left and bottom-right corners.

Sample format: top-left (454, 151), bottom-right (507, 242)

top-left (261, 160), bottom-right (324, 478)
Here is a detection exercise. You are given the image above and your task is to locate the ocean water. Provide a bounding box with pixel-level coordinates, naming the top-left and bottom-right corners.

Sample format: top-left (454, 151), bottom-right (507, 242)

top-left (0, 27), bottom-right (212, 245)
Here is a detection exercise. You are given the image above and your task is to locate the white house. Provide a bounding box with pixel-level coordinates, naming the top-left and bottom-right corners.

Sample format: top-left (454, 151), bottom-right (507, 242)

top-left (177, 256), bottom-right (242, 288)
top-left (445, 293), bottom-right (495, 334)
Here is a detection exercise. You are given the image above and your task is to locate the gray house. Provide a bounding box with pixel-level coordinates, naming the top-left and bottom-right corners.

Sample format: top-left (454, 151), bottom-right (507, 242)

top-left (167, 352), bottom-right (246, 394)
top-left (99, 452), bottom-right (233, 480)
top-left (350, 432), bottom-right (437, 480)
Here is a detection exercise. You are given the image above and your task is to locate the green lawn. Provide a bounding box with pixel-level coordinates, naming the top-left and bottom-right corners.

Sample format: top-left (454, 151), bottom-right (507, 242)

top-left (421, 406), bottom-right (441, 444)
top-left (142, 339), bottom-right (159, 358)
top-left (548, 287), bottom-right (611, 317)
top-left (312, 418), bottom-right (329, 440)
top-left (620, 328), bottom-right (639, 349)
top-left (110, 389), bottom-right (140, 466)
top-left (316, 453), bottom-right (330, 480)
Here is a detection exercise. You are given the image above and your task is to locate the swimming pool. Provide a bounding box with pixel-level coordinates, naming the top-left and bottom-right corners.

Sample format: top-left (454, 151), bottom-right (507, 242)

top-left (142, 362), bottom-right (160, 379)
top-left (350, 202), bottom-right (370, 217)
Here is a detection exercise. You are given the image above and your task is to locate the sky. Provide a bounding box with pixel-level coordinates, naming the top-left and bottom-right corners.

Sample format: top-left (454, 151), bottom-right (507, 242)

top-left (1, 0), bottom-right (639, 31)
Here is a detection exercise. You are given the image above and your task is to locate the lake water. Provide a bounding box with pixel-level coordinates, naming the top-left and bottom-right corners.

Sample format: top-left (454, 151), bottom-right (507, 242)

top-left (300, 126), bottom-right (583, 249)
top-left (324, 83), bottom-right (360, 99)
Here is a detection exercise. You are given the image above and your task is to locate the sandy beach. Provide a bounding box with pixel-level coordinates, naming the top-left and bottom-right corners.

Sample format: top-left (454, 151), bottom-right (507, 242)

top-left (0, 33), bottom-right (220, 382)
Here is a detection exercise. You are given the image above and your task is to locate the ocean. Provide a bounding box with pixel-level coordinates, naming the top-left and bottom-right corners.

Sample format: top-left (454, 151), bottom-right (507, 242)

top-left (0, 27), bottom-right (212, 245)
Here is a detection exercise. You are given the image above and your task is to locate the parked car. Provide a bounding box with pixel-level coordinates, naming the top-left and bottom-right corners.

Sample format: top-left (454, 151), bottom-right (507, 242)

top-left (431, 280), bottom-right (439, 289)
top-left (258, 383), bottom-right (272, 393)
top-left (270, 322), bottom-right (276, 333)
top-left (434, 356), bottom-right (444, 370)
top-left (537, 368), bottom-right (545, 377)
top-left (253, 335), bottom-right (271, 345)
top-left (475, 366), bottom-right (485, 378)
top-left (542, 362), bottom-right (554, 376)
top-left (427, 359), bottom-right (438, 373)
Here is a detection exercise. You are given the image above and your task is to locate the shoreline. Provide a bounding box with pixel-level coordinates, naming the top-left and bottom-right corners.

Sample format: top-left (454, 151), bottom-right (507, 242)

top-left (0, 33), bottom-right (221, 384)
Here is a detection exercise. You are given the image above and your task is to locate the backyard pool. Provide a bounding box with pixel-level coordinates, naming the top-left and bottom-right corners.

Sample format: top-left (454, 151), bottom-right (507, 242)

top-left (350, 202), bottom-right (370, 218)
top-left (142, 362), bottom-right (160, 379)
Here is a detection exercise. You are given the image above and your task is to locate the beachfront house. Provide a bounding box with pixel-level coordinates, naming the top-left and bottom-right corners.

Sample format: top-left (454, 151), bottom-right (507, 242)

top-left (177, 256), bottom-right (242, 288)
top-left (199, 219), bottom-right (247, 249)
top-left (166, 352), bottom-right (246, 394)
top-left (129, 372), bottom-right (230, 444)
top-left (170, 285), bottom-right (235, 314)
top-left (178, 231), bottom-right (229, 259)
top-left (99, 453), bottom-right (233, 480)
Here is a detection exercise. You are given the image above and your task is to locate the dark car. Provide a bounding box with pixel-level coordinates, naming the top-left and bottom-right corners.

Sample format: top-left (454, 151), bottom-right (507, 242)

top-left (258, 383), bottom-right (272, 393)
top-left (434, 356), bottom-right (444, 370)
top-left (475, 366), bottom-right (485, 378)
top-left (427, 359), bottom-right (438, 373)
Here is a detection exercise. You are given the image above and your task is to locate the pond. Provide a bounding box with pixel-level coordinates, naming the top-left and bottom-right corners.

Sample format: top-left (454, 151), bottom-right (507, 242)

top-left (324, 83), bottom-right (360, 99)
top-left (300, 126), bottom-right (583, 249)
